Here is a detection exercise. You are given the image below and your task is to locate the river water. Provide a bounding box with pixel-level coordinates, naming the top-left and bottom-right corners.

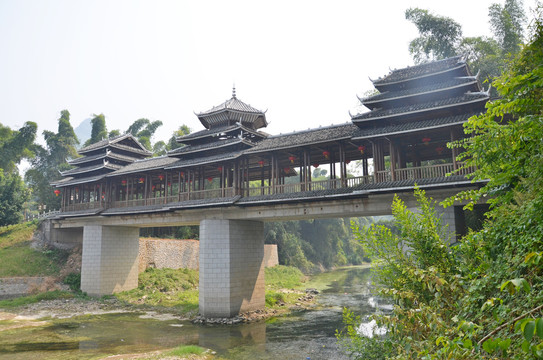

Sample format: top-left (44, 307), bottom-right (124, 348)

top-left (0, 266), bottom-right (390, 360)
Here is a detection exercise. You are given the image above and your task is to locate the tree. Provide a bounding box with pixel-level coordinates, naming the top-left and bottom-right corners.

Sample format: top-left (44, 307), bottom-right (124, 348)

top-left (0, 122), bottom-right (37, 173)
top-left (405, 8), bottom-right (462, 63)
top-left (489, 0), bottom-right (526, 56)
top-left (167, 124), bottom-right (191, 152)
top-left (85, 113), bottom-right (107, 146)
top-left (125, 118), bottom-right (163, 151)
top-left (0, 172), bottom-right (29, 226)
top-left (26, 110), bottom-right (79, 211)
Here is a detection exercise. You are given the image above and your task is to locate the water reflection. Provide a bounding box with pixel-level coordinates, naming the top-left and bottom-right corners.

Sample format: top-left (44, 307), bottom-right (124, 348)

top-left (0, 266), bottom-right (389, 360)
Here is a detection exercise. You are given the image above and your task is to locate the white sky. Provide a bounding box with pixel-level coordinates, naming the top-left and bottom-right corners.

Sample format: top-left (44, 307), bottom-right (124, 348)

top-left (0, 0), bottom-right (538, 145)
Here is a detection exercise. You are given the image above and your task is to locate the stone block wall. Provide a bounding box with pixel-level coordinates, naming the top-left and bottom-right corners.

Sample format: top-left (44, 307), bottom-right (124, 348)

top-left (138, 238), bottom-right (199, 273)
top-left (138, 239), bottom-right (278, 273)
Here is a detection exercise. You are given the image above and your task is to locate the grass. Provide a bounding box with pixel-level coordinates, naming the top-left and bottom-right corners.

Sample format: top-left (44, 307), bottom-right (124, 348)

top-left (0, 221), bottom-right (69, 277)
top-left (265, 265), bottom-right (305, 289)
top-left (114, 268), bottom-right (200, 313)
top-left (0, 222), bottom-right (37, 249)
top-left (0, 290), bottom-right (73, 308)
top-left (166, 345), bottom-right (206, 357)
top-left (264, 265), bottom-right (307, 308)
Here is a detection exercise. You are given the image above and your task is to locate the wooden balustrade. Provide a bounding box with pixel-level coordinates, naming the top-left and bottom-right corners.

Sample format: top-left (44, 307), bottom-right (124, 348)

top-left (61, 163), bottom-right (475, 212)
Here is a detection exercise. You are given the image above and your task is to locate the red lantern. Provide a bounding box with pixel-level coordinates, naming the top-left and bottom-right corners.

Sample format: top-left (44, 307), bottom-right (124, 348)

top-left (180, 172), bottom-right (184, 177)
top-left (358, 145), bottom-right (366, 154)
top-left (346, 160), bottom-right (351, 164)
top-left (217, 166), bottom-right (223, 172)
top-left (139, 177), bottom-right (145, 184)
top-left (152, 185), bottom-right (156, 190)
top-left (323, 151), bottom-right (330, 159)
top-left (284, 167), bottom-right (290, 174)
top-left (75, 188), bottom-right (79, 193)
top-left (422, 137), bottom-right (431, 145)
top-left (288, 156), bottom-right (296, 164)
top-left (436, 146), bottom-right (444, 155)
top-left (312, 163), bottom-right (319, 168)
top-left (121, 180), bottom-right (127, 186)
top-left (54, 189), bottom-right (61, 196)
top-left (158, 174), bottom-right (164, 181)
top-left (167, 182), bottom-right (171, 187)
top-left (258, 160), bottom-right (265, 167)
top-left (207, 177), bottom-right (213, 183)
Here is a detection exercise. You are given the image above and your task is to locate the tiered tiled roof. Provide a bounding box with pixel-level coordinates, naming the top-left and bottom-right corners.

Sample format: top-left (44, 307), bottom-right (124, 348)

top-left (195, 88), bottom-right (267, 130)
top-left (361, 76), bottom-right (481, 109)
top-left (53, 133), bottom-right (151, 187)
top-left (245, 123), bottom-right (359, 154)
top-left (371, 56), bottom-right (467, 88)
top-left (352, 93), bottom-right (489, 122)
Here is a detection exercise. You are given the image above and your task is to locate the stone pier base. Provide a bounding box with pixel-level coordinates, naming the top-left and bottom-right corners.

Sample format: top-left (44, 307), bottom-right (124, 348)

top-left (80, 225), bottom-right (140, 296)
top-left (199, 219), bottom-right (265, 318)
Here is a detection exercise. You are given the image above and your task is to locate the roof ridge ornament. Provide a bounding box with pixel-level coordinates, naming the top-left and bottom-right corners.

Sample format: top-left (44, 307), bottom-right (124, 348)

top-left (232, 84), bottom-right (236, 99)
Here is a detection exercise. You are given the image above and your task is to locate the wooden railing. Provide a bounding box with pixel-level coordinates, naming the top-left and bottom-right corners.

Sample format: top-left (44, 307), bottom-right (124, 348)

top-left (110, 188), bottom-right (236, 208)
top-left (62, 202), bottom-right (104, 212)
top-left (60, 163), bottom-right (475, 212)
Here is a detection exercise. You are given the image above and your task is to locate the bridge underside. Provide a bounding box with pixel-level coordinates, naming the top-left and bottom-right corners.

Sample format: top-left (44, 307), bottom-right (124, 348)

top-left (51, 185), bottom-right (479, 318)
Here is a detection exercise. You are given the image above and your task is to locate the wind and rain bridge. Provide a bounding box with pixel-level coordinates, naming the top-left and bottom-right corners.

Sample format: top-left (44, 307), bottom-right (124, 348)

top-left (49, 56), bottom-right (488, 317)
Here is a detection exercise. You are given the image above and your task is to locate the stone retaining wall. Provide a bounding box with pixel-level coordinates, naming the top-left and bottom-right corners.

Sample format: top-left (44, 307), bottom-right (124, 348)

top-left (0, 277), bottom-right (59, 300)
top-left (138, 239), bottom-right (278, 273)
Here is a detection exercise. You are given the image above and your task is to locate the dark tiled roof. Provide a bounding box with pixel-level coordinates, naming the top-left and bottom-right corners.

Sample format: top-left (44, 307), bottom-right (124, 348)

top-left (198, 95), bottom-right (265, 116)
top-left (362, 77), bottom-right (480, 105)
top-left (168, 138), bottom-right (252, 156)
top-left (176, 124), bottom-right (267, 143)
top-left (352, 113), bottom-right (477, 140)
top-left (60, 163), bottom-right (122, 176)
top-left (51, 174), bottom-right (106, 187)
top-left (107, 156), bottom-right (179, 177)
top-left (351, 93), bottom-right (489, 122)
top-left (78, 133), bottom-right (151, 155)
top-left (166, 152), bottom-right (241, 169)
top-left (372, 56), bottom-right (465, 86)
top-left (68, 151), bottom-right (139, 165)
top-left (196, 95), bottom-right (268, 130)
top-left (245, 123), bottom-right (359, 154)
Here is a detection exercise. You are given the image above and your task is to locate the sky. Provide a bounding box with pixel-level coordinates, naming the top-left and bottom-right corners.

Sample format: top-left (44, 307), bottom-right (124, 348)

top-left (0, 0), bottom-right (539, 146)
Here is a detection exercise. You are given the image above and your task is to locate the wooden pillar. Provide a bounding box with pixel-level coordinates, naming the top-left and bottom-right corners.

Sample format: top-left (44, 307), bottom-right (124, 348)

top-left (389, 140), bottom-right (396, 181)
top-left (451, 129), bottom-right (459, 170)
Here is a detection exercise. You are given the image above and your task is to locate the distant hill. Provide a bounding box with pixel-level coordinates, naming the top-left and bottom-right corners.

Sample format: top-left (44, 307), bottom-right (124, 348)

top-left (74, 118), bottom-right (92, 149)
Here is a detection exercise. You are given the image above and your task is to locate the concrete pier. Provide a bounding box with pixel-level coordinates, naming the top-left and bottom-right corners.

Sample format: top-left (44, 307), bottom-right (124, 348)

top-left (199, 219), bottom-right (265, 318)
top-left (80, 225), bottom-right (140, 296)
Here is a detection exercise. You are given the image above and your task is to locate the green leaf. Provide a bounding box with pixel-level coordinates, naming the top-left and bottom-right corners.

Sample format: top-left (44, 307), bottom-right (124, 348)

top-left (524, 320), bottom-right (536, 342)
top-left (463, 338), bottom-right (473, 349)
top-left (536, 318), bottom-right (543, 339)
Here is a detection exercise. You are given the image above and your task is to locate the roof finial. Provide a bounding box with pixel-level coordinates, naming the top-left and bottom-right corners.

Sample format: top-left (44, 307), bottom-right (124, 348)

top-left (232, 84), bottom-right (236, 99)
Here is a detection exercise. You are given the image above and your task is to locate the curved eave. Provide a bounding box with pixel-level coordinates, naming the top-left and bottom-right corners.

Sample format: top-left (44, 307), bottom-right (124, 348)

top-left (165, 153), bottom-right (242, 170)
top-left (363, 79), bottom-right (480, 108)
top-left (170, 139), bottom-right (254, 157)
top-left (176, 124), bottom-right (267, 144)
top-left (352, 94), bottom-right (489, 123)
top-left (52, 174), bottom-right (107, 188)
top-left (373, 63), bottom-right (468, 88)
top-left (245, 135), bottom-right (353, 155)
top-left (60, 163), bottom-right (121, 177)
top-left (198, 110), bottom-right (267, 130)
top-left (352, 120), bottom-right (468, 141)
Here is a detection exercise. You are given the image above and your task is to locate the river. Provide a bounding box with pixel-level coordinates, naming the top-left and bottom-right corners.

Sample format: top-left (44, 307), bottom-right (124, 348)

top-left (0, 266), bottom-right (390, 360)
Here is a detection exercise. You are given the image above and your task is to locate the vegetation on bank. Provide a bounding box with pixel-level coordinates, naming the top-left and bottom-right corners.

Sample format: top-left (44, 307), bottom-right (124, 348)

top-left (113, 265), bottom-right (307, 315)
top-left (0, 222), bottom-right (69, 277)
top-left (338, 9), bottom-right (543, 359)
